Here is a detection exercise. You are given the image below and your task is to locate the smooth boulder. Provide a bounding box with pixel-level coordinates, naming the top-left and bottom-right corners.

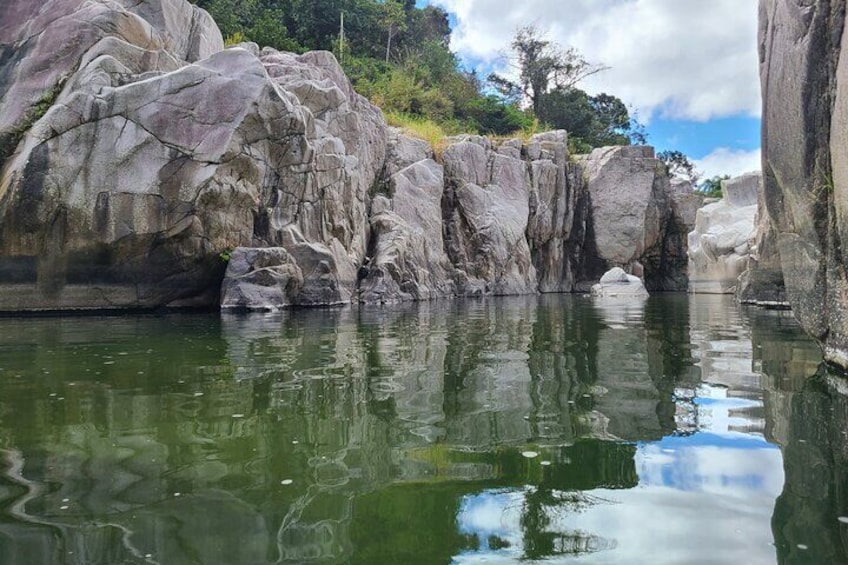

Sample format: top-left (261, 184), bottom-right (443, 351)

top-left (591, 267), bottom-right (649, 299)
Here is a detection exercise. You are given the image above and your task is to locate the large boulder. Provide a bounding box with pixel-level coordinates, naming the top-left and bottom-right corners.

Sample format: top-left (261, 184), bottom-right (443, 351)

top-left (0, 0), bottom-right (222, 168)
top-left (0, 0), bottom-right (386, 311)
top-left (442, 136), bottom-right (537, 296)
top-left (590, 267), bottom-right (649, 299)
top-left (580, 145), bottom-right (691, 291)
top-left (759, 0), bottom-right (848, 366)
top-left (688, 173), bottom-right (759, 294)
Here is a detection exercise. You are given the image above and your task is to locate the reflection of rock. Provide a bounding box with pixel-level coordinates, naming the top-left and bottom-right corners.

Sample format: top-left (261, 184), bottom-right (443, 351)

top-left (3, 293), bottom-right (826, 563)
top-left (590, 267), bottom-right (649, 299)
top-left (771, 370), bottom-right (848, 565)
top-left (688, 173), bottom-right (759, 294)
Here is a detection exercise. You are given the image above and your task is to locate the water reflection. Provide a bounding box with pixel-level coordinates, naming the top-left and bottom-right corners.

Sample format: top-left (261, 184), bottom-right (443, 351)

top-left (0, 295), bottom-right (833, 563)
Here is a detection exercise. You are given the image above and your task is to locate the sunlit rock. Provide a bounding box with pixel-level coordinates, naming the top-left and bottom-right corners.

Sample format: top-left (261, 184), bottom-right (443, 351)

top-left (581, 145), bottom-right (693, 291)
top-left (687, 173), bottom-right (760, 294)
top-left (591, 267), bottom-right (649, 299)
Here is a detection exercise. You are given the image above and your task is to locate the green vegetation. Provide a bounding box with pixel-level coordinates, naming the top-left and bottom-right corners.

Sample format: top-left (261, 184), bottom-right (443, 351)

top-left (658, 150), bottom-right (700, 184)
top-left (192, 2), bottom-right (648, 151)
top-left (699, 175), bottom-right (730, 198)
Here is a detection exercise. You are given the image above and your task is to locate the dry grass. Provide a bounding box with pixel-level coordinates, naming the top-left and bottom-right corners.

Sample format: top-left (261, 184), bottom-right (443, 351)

top-left (384, 111), bottom-right (451, 161)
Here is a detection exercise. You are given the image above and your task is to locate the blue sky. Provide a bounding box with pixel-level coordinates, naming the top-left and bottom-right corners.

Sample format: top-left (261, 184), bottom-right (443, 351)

top-left (423, 0), bottom-right (762, 179)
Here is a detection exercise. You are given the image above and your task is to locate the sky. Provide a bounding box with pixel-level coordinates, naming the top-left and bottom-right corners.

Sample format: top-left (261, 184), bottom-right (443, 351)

top-left (422, 0), bottom-right (762, 180)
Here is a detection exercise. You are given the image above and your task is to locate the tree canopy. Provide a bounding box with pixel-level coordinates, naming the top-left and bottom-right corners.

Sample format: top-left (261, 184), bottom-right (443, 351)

top-left (189, 3), bottom-right (667, 154)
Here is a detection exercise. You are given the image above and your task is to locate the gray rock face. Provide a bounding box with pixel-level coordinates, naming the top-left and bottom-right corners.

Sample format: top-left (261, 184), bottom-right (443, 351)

top-left (0, 0), bottom-right (222, 169)
top-left (358, 130), bottom-right (456, 303)
top-left (442, 136), bottom-right (538, 296)
top-left (525, 131), bottom-right (591, 293)
top-left (581, 146), bottom-right (692, 291)
top-left (0, 0), bottom-right (385, 310)
top-left (0, 0), bottom-right (695, 312)
top-left (759, 0), bottom-right (848, 365)
top-left (688, 173), bottom-right (759, 294)
top-left (737, 176), bottom-right (787, 307)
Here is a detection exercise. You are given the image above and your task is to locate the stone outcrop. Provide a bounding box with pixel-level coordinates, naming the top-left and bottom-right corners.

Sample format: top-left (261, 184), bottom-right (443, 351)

top-left (581, 146), bottom-right (697, 292)
top-left (358, 130), bottom-right (456, 303)
top-left (736, 176), bottom-right (787, 307)
top-left (687, 173), bottom-right (759, 294)
top-left (441, 136), bottom-right (538, 296)
top-left (759, 0), bottom-right (848, 366)
top-left (526, 131), bottom-right (591, 293)
top-left (0, 0), bottom-right (695, 312)
top-left (0, 0), bottom-right (386, 310)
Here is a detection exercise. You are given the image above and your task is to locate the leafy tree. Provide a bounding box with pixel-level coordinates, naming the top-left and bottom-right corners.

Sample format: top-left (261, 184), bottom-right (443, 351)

top-left (537, 88), bottom-right (634, 148)
top-left (489, 25), bottom-right (607, 115)
top-left (658, 150), bottom-right (701, 183)
top-left (699, 175), bottom-right (730, 198)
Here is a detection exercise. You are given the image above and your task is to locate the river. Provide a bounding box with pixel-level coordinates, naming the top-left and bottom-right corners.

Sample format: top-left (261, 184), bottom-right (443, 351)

top-left (0, 294), bottom-right (842, 564)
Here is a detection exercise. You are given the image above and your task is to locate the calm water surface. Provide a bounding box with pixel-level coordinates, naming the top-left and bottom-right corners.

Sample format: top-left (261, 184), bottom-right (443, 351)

top-left (0, 294), bottom-right (843, 564)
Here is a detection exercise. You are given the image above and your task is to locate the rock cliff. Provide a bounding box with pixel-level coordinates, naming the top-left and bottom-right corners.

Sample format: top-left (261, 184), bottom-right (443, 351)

top-left (759, 0), bottom-right (848, 367)
top-left (0, 0), bottom-right (693, 312)
top-left (688, 173), bottom-right (759, 294)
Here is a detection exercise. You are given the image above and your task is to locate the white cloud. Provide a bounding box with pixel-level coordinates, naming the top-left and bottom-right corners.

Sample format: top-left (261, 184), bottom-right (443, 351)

top-left (430, 0), bottom-right (761, 123)
top-left (694, 147), bottom-right (762, 179)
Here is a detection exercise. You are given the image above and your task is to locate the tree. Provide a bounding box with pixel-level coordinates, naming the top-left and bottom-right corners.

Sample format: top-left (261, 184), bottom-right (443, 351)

top-left (537, 88), bottom-right (633, 148)
top-left (699, 175), bottom-right (730, 198)
top-left (380, 0), bottom-right (407, 63)
top-left (658, 150), bottom-right (701, 184)
top-left (489, 25), bottom-right (607, 116)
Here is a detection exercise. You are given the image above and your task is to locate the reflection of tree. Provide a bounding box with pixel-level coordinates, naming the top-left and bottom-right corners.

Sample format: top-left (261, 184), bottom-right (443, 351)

top-left (519, 487), bottom-right (616, 560)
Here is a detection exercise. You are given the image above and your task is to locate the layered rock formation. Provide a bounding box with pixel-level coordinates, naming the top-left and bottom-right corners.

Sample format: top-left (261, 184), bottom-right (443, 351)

top-left (581, 146), bottom-right (699, 292)
top-left (0, 0), bottom-right (386, 310)
top-left (0, 0), bottom-right (694, 312)
top-left (758, 0), bottom-right (848, 366)
top-left (688, 173), bottom-right (759, 294)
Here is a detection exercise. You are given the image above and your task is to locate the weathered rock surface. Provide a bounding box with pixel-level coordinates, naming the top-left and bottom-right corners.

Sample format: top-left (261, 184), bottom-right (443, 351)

top-left (525, 131), bottom-right (591, 293)
top-left (0, 0), bottom-right (695, 312)
top-left (580, 146), bottom-right (695, 291)
top-left (591, 267), bottom-right (649, 299)
top-left (442, 136), bottom-right (538, 296)
top-left (759, 0), bottom-right (848, 366)
top-left (0, 0), bottom-right (385, 310)
top-left (358, 130), bottom-right (456, 303)
top-left (688, 173), bottom-right (759, 294)
top-left (737, 176), bottom-right (787, 307)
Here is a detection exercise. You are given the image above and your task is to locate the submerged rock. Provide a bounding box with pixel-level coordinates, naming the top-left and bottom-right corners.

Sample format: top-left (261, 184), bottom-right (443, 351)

top-left (591, 267), bottom-right (649, 299)
top-left (687, 173), bottom-right (759, 294)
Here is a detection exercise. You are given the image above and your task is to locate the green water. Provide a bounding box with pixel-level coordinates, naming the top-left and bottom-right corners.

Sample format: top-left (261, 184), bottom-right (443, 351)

top-left (0, 294), bottom-right (843, 564)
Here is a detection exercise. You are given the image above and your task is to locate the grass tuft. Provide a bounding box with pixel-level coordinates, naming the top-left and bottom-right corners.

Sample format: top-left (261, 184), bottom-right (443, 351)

top-left (384, 111), bottom-right (451, 161)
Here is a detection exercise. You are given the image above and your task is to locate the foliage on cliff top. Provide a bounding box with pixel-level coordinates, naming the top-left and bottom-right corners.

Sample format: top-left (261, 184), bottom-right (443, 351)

top-left (192, 1), bottom-right (645, 148)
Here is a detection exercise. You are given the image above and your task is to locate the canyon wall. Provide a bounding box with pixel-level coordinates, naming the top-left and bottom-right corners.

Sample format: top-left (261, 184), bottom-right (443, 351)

top-left (0, 0), bottom-right (693, 312)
